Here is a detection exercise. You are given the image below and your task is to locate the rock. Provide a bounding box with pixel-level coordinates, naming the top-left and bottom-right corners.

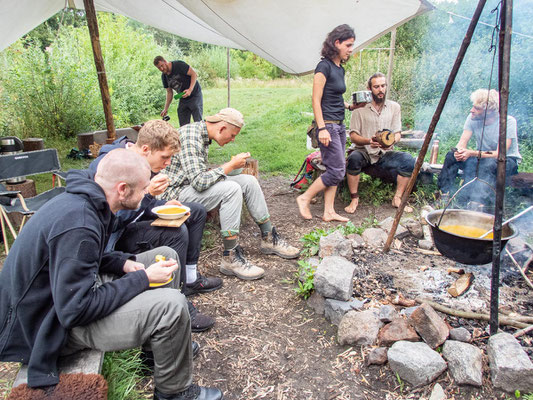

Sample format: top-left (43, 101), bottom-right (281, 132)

top-left (338, 309), bottom-right (383, 346)
top-left (324, 298), bottom-right (365, 326)
top-left (419, 239), bottom-right (434, 250)
top-left (388, 341), bottom-right (447, 387)
top-left (346, 233), bottom-right (365, 249)
top-left (403, 218), bottom-right (425, 239)
top-left (449, 327), bottom-right (472, 343)
top-left (487, 332), bottom-right (533, 393)
top-left (378, 318), bottom-right (419, 346)
top-left (361, 228), bottom-right (389, 247)
top-left (314, 256), bottom-right (357, 301)
top-left (408, 303), bottom-right (449, 349)
top-left (306, 292), bottom-right (325, 315)
top-left (366, 347), bottom-right (388, 366)
top-left (378, 216), bottom-right (409, 238)
top-left (442, 340), bottom-right (483, 386)
top-left (319, 230), bottom-right (353, 258)
top-left (400, 306), bottom-right (419, 318)
top-left (379, 304), bottom-right (398, 323)
top-left (429, 383), bottom-right (446, 400)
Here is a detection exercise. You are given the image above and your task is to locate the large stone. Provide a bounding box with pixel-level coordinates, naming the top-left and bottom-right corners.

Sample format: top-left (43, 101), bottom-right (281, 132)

top-left (487, 332), bottom-right (533, 393)
top-left (378, 318), bottom-right (419, 346)
top-left (409, 303), bottom-right (449, 349)
top-left (314, 256), bottom-right (357, 301)
top-left (418, 239), bottom-right (434, 250)
top-left (403, 218), bottom-right (424, 239)
top-left (319, 230), bottom-right (353, 259)
top-left (429, 383), bottom-right (446, 400)
top-left (442, 340), bottom-right (483, 386)
top-left (366, 347), bottom-right (388, 366)
top-left (449, 327), bottom-right (472, 343)
top-left (379, 304), bottom-right (399, 323)
top-left (324, 298), bottom-right (365, 326)
top-left (388, 341), bottom-right (447, 387)
top-left (346, 233), bottom-right (365, 249)
top-left (338, 309), bottom-right (383, 346)
top-left (306, 292), bottom-right (325, 315)
top-left (361, 228), bottom-right (389, 247)
top-left (379, 216), bottom-right (409, 238)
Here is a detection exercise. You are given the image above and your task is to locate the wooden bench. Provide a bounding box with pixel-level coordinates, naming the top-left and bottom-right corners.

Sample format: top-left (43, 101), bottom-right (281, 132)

top-left (13, 349), bottom-right (105, 388)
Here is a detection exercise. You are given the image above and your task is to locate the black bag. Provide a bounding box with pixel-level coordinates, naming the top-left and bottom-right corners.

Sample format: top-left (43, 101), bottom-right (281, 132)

top-left (306, 120), bottom-right (319, 149)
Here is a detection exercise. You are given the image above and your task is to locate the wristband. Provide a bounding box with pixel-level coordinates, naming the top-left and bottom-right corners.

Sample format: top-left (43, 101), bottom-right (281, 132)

top-left (318, 127), bottom-right (327, 131)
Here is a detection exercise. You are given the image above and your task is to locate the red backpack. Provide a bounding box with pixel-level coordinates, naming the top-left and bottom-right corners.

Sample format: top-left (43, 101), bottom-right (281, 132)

top-left (290, 151), bottom-right (323, 190)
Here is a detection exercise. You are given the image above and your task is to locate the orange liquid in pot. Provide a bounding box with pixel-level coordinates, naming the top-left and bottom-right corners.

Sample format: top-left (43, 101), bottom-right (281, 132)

top-left (440, 224), bottom-right (493, 239)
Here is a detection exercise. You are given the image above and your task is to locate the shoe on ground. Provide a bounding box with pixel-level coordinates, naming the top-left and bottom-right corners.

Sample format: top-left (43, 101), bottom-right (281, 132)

top-left (260, 227), bottom-right (300, 259)
top-left (183, 274), bottom-right (223, 296)
top-left (141, 342), bottom-right (200, 375)
top-left (219, 245), bottom-right (264, 280)
top-left (188, 301), bottom-right (215, 332)
top-left (154, 384), bottom-right (223, 400)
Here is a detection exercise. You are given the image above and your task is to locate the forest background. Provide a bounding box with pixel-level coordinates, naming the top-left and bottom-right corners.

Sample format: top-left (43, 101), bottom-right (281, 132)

top-left (0, 0), bottom-right (531, 174)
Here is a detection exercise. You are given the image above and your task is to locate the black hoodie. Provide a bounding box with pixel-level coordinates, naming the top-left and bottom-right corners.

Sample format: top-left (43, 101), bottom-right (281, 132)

top-left (0, 169), bottom-right (149, 387)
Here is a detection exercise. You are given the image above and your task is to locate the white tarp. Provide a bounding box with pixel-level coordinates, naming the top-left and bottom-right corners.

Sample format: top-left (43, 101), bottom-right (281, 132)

top-left (0, 0), bottom-right (434, 74)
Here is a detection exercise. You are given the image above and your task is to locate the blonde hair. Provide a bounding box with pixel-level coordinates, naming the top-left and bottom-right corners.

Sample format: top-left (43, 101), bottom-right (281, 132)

top-left (137, 120), bottom-right (180, 152)
top-left (470, 89), bottom-right (499, 112)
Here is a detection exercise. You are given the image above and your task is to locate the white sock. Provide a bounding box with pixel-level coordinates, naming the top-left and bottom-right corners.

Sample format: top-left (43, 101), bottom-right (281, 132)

top-left (186, 264), bottom-right (198, 284)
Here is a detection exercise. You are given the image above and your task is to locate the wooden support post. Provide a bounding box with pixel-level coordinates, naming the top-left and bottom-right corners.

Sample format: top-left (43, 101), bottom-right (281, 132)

top-left (83, 0), bottom-right (116, 144)
top-left (387, 28), bottom-right (396, 88)
top-left (383, 0), bottom-right (488, 252)
top-left (489, 0), bottom-right (513, 336)
top-left (227, 47), bottom-right (231, 107)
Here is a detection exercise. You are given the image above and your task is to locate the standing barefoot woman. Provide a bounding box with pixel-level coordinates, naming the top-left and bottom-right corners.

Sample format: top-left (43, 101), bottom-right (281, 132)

top-left (297, 24), bottom-right (356, 222)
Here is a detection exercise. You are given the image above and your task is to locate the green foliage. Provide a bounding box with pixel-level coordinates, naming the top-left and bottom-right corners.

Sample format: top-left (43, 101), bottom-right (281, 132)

top-left (185, 46), bottom-right (240, 88)
top-left (0, 13), bottom-right (166, 139)
top-left (522, 393), bottom-right (533, 400)
top-left (395, 372), bottom-right (405, 394)
top-left (294, 260), bottom-right (315, 299)
top-left (102, 348), bottom-right (145, 400)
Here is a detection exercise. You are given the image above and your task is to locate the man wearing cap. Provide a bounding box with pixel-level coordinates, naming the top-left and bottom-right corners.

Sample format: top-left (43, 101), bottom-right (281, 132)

top-left (161, 108), bottom-right (300, 280)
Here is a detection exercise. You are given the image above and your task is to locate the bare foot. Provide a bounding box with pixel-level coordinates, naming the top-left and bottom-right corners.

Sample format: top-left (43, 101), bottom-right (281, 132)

top-left (322, 212), bottom-right (349, 222)
top-left (344, 198), bottom-right (359, 214)
top-left (296, 195), bottom-right (313, 220)
top-left (392, 196), bottom-right (413, 213)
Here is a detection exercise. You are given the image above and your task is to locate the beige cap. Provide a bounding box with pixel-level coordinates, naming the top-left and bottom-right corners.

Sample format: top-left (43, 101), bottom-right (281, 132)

top-left (205, 108), bottom-right (244, 128)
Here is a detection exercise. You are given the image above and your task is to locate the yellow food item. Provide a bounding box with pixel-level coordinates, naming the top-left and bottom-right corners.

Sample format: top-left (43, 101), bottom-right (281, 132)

top-left (149, 277), bottom-right (173, 287)
top-left (440, 224), bottom-right (493, 239)
top-left (157, 207), bottom-right (186, 215)
top-left (155, 255), bottom-right (166, 262)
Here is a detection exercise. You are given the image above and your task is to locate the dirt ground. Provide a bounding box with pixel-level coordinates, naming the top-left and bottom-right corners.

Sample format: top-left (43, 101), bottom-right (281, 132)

top-left (1, 175), bottom-right (531, 399)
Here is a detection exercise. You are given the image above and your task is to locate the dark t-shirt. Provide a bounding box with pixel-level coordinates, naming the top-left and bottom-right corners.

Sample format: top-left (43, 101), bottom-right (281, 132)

top-left (314, 58), bottom-right (346, 121)
top-left (161, 60), bottom-right (201, 100)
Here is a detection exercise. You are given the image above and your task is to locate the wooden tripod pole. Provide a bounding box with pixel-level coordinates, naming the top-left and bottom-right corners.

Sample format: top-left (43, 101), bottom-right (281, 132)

top-left (490, 0), bottom-right (513, 335)
top-left (83, 0), bottom-right (116, 144)
top-left (383, 0), bottom-right (488, 252)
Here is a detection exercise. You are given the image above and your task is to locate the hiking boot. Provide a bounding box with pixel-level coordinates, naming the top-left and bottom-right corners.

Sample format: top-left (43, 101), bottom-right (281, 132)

top-left (183, 274), bottom-right (223, 296)
top-left (188, 301), bottom-right (215, 332)
top-left (142, 342), bottom-right (200, 376)
top-left (260, 227), bottom-right (300, 259)
top-left (154, 384), bottom-right (223, 400)
top-left (219, 246), bottom-right (264, 280)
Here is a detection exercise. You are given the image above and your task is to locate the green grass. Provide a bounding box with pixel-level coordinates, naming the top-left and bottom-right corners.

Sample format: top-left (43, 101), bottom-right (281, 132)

top-left (102, 349), bottom-right (146, 400)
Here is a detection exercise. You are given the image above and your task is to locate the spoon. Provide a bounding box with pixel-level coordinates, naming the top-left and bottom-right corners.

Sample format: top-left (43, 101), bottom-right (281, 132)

top-left (479, 205), bottom-right (533, 238)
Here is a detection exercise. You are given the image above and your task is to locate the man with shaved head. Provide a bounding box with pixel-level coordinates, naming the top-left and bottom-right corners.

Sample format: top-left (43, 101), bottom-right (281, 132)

top-left (0, 149), bottom-right (223, 400)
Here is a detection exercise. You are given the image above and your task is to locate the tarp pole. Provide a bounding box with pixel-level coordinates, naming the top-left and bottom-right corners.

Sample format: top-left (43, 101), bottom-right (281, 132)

top-left (490, 0), bottom-right (512, 336)
top-left (227, 47), bottom-right (231, 107)
top-left (387, 29), bottom-right (397, 89)
top-left (383, 0), bottom-right (488, 252)
top-left (83, 0), bottom-right (116, 143)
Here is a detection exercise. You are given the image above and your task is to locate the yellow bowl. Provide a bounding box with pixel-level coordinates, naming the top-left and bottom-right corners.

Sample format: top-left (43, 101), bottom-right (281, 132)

top-left (149, 277), bottom-right (173, 288)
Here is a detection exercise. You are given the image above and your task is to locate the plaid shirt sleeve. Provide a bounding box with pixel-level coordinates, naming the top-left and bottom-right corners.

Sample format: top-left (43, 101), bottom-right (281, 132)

top-left (180, 137), bottom-right (225, 192)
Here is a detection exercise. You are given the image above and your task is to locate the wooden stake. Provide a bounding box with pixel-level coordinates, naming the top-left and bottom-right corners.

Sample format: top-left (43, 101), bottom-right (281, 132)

top-left (383, 0), bottom-right (488, 252)
top-left (83, 0), bottom-right (116, 143)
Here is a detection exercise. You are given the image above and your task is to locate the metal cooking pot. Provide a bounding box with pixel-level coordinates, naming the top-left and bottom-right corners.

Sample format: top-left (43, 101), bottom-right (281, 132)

top-left (425, 209), bottom-right (517, 265)
top-left (352, 90), bottom-right (372, 104)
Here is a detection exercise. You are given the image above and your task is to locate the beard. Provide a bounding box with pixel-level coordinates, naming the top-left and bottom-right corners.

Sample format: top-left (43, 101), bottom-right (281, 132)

top-left (372, 92), bottom-right (386, 104)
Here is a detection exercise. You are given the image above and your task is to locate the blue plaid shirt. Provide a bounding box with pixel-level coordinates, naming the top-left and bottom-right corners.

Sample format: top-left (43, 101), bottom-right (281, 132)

top-left (161, 121), bottom-right (225, 200)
